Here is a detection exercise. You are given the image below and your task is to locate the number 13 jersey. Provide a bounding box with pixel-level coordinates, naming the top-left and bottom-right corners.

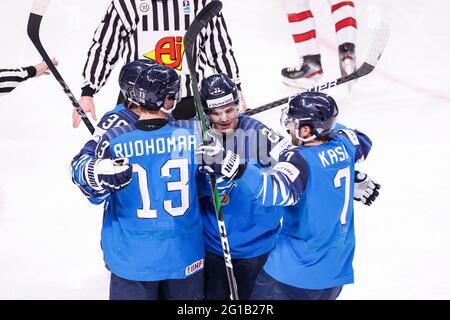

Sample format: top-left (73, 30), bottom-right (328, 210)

top-left (96, 119), bottom-right (204, 281)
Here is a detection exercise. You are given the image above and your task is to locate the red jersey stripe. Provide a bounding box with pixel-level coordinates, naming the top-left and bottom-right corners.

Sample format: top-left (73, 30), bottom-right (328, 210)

top-left (288, 11), bottom-right (313, 23)
top-left (335, 17), bottom-right (357, 32)
top-left (292, 30), bottom-right (316, 43)
top-left (331, 1), bottom-right (355, 13)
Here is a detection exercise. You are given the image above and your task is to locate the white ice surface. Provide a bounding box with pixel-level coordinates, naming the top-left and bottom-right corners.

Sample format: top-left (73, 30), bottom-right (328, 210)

top-left (0, 0), bottom-right (449, 299)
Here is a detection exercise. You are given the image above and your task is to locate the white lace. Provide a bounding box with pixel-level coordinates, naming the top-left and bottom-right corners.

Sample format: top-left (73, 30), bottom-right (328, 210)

top-left (285, 59), bottom-right (305, 72)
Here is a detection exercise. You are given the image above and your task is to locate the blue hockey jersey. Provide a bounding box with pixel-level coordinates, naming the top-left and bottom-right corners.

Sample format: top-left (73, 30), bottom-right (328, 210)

top-left (241, 129), bottom-right (372, 289)
top-left (71, 103), bottom-right (139, 204)
top-left (196, 115), bottom-right (290, 259)
top-left (94, 119), bottom-right (205, 281)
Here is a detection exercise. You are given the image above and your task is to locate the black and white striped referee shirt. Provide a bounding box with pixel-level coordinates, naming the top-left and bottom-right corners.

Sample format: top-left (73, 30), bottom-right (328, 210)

top-left (0, 66), bottom-right (36, 97)
top-left (82, 0), bottom-right (241, 99)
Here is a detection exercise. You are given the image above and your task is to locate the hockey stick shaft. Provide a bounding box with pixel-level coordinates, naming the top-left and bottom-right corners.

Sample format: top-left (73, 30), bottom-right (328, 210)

top-left (184, 0), bottom-right (239, 300)
top-left (244, 25), bottom-right (389, 116)
top-left (27, 0), bottom-right (95, 134)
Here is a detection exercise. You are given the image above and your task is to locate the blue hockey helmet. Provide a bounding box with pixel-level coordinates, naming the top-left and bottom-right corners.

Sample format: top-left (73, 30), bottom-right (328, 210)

top-left (281, 91), bottom-right (339, 139)
top-left (200, 73), bottom-right (239, 111)
top-left (132, 64), bottom-right (180, 111)
top-left (119, 59), bottom-right (157, 103)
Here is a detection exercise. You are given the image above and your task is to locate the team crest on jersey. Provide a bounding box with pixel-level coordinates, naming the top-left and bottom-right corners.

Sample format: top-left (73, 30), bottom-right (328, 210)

top-left (220, 193), bottom-right (230, 206)
top-left (215, 179), bottom-right (236, 206)
top-left (143, 36), bottom-right (184, 70)
top-left (185, 258), bottom-right (204, 276)
top-left (183, 0), bottom-right (190, 14)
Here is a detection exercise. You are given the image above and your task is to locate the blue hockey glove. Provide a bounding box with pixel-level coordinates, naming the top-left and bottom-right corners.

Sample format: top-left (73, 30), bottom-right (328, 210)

top-left (84, 157), bottom-right (132, 193)
top-left (354, 171), bottom-right (380, 206)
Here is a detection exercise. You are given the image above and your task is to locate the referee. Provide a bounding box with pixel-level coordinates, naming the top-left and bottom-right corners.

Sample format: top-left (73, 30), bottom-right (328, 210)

top-left (73, 0), bottom-right (245, 126)
top-left (0, 58), bottom-right (57, 97)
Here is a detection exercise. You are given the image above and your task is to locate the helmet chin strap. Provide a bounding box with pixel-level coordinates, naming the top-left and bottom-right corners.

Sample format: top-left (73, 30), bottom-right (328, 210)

top-left (161, 106), bottom-right (175, 114)
top-left (295, 128), bottom-right (316, 146)
top-left (161, 101), bottom-right (177, 114)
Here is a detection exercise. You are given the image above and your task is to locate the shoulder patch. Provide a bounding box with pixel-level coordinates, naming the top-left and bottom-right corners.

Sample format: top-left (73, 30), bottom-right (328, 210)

top-left (340, 129), bottom-right (360, 145)
top-left (273, 161), bottom-right (300, 182)
top-left (269, 138), bottom-right (293, 161)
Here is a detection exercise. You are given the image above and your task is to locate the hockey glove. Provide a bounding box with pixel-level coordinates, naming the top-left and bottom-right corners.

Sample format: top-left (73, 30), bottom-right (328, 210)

top-left (196, 144), bottom-right (244, 180)
top-left (84, 157), bottom-right (133, 193)
top-left (354, 171), bottom-right (381, 206)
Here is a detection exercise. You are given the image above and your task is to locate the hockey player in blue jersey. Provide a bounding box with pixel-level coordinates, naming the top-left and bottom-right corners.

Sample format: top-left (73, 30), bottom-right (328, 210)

top-left (237, 91), bottom-right (377, 299)
top-left (196, 74), bottom-right (379, 300)
top-left (196, 73), bottom-right (292, 300)
top-left (201, 91), bottom-right (379, 299)
top-left (72, 61), bottom-right (379, 299)
top-left (71, 59), bottom-right (156, 203)
top-left (73, 63), bottom-right (205, 300)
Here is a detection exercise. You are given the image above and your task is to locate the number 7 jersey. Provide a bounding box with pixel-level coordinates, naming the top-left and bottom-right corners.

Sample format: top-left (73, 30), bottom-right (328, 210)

top-left (95, 119), bottom-right (204, 281)
top-left (241, 128), bottom-right (372, 289)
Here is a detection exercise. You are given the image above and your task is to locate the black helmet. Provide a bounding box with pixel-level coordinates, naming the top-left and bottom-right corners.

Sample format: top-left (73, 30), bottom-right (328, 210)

top-left (118, 59), bottom-right (157, 103)
top-left (132, 65), bottom-right (180, 111)
top-left (200, 73), bottom-right (239, 111)
top-left (282, 91), bottom-right (339, 139)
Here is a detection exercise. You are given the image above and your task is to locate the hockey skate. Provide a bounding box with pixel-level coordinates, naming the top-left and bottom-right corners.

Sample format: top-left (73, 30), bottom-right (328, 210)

top-left (281, 54), bottom-right (323, 89)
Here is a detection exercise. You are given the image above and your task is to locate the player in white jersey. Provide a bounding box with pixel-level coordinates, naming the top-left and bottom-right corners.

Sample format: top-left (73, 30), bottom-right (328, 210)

top-left (73, 0), bottom-right (246, 127)
top-left (280, 0), bottom-right (357, 88)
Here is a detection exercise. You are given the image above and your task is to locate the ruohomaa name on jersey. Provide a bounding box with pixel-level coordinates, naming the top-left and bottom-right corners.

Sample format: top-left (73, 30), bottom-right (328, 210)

top-left (113, 134), bottom-right (197, 158)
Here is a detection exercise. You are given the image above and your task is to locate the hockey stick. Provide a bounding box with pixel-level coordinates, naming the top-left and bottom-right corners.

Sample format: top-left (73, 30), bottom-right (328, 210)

top-left (27, 0), bottom-right (95, 134)
top-left (244, 25), bottom-right (390, 116)
top-left (184, 0), bottom-right (239, 300)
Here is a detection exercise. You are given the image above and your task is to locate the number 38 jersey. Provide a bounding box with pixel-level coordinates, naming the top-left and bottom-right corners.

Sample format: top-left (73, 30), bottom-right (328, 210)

top-left (96, 119), bottom-right (204, 281)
